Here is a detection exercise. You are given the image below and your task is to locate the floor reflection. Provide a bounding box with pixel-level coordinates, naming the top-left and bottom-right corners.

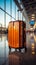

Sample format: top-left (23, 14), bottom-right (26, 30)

top-left (7, 51), bottom-right (36, 65)
top-left (0, 33), bottom-right (36, 65)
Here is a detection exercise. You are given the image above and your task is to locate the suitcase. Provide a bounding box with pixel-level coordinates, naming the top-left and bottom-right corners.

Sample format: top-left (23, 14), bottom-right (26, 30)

top-left (8, 20), bottom-right (26, 52)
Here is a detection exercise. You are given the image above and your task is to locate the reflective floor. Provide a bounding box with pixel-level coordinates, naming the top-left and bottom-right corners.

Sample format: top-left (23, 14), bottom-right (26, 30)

top-left (0, 33), bottom-right (36, 65)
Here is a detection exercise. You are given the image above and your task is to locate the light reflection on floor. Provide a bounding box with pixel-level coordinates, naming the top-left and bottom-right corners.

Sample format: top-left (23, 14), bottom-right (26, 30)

top-left (0, 33), bottom-right (36, 65)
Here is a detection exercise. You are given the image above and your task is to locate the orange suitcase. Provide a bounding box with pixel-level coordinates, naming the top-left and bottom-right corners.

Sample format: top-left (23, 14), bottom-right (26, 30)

top-left (8, 20), bottom-right (26, 52)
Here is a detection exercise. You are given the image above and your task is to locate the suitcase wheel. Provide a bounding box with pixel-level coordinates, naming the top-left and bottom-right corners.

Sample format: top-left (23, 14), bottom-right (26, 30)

top-left (9, 46), bottom-right (11, 53)
top-left (25, 47), bottom-right (27, 52)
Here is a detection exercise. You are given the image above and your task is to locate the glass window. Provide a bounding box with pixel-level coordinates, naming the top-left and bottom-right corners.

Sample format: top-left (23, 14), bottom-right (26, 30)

top-left (19, 11), bottom-right (21, 20)
top-left (0, 10), bottom-right (4, 27)
top-left (23, 16), bottom-right (26, 21)
top-left (20, 12), bottom-right (22, 20)
top-left (6, 0), bottom-right (10, 14)
top-left (6, 14), bottom-right (11, 28)
top-left (0, 0), bottom-right (4, 9)
top-left (16, 6), bottom-right (18, 20)
top-left (12, 0), bottom-right (16, 20)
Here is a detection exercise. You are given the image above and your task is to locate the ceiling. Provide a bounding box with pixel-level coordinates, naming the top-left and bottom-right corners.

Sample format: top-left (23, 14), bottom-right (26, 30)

top-left (14, 0), bottom-right (36, 20)
top-left (20, 0), bottom-right (36, 20)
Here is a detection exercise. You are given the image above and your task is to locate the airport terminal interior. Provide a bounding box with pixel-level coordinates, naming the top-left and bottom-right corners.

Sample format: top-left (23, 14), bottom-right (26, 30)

top-left (0, 0), bottom-right (36, 65)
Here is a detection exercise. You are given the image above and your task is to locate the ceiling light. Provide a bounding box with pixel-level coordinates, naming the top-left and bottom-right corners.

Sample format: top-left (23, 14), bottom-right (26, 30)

top-left (32, 14), bottom-right (35, 16)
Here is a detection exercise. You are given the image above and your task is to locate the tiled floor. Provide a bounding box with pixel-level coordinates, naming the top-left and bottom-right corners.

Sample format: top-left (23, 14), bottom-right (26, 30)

top-left (0, 33), bottom-right (36, 65)
top-left (2, 50), bottom-right (36, 65)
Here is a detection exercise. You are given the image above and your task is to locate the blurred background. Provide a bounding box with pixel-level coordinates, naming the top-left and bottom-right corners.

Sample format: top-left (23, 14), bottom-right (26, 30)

top-left (0, 0), bottom-right (36, 65)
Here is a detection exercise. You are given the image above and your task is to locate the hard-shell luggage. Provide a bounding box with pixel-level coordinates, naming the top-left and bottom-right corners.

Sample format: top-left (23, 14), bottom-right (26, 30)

top-left (8, 20), bottom-right (26, 52)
